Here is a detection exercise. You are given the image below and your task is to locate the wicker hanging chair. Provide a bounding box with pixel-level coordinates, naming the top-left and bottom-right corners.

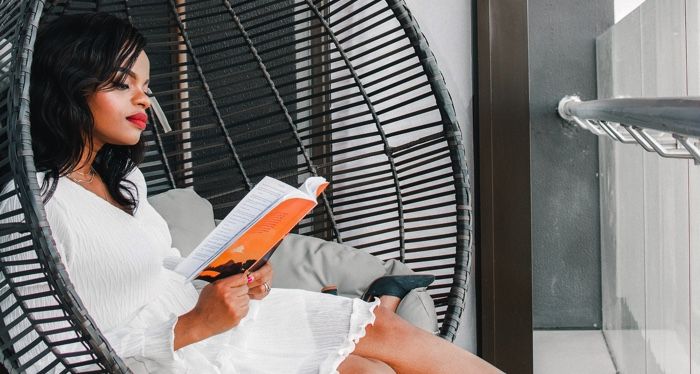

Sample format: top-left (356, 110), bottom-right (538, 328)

top-left (0, 0), bottom-right (472, 372)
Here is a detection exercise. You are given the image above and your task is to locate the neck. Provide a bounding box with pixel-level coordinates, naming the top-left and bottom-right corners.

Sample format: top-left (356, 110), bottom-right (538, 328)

top-left (67, 145), bottom-right (101, 183)
top-left (70, 142), bottom-right (101, 177)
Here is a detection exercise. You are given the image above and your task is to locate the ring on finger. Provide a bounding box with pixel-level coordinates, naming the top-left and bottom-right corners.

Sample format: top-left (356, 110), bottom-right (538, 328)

top-left (263, 282), bottom-right (271, 294)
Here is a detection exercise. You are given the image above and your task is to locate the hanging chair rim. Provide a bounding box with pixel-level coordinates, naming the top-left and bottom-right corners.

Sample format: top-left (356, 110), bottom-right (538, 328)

top-left (2, 1), bottom-right (132, 372)
top-left (1, 0), bottom-right (473, 371)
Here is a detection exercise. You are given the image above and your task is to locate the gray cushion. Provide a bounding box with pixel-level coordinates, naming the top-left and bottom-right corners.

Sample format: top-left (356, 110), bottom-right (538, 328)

top-left (270, 234), bottom-right (387, 298)
top-left (148, 188), bottom-right (438, 332)
top-left (147, 188), bottom-right (216, 257)
top-left (271, 234), bottom-right (438, 333)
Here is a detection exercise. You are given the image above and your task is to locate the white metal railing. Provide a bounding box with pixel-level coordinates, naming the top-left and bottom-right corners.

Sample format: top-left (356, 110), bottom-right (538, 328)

top-left (558, 96), bottom-right (700, 164)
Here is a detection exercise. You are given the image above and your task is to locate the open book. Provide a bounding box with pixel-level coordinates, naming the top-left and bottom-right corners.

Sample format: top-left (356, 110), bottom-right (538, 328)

top-left (174, 176), bottom-right (329, 282)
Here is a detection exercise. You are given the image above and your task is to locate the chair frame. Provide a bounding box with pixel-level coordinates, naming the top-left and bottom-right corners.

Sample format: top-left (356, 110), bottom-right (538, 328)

top-left (0, 0), bottom-right (472, 372)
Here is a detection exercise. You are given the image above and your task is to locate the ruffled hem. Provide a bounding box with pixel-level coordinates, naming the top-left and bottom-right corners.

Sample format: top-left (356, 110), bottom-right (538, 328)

top-left (326, 297), bottom-right (381, 374)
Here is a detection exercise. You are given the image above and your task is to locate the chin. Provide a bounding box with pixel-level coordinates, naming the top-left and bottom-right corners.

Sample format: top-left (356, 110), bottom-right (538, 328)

top-left (104, 135), bottom-right (143, 147)
top-left (125, 137), bottom-right (143, 146)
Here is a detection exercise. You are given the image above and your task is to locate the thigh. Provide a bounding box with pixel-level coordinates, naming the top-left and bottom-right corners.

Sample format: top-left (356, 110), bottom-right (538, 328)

top-left (338, 354), bottom-right (395, 374)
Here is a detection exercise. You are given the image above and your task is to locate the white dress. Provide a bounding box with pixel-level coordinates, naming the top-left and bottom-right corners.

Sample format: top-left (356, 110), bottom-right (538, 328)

top-left (0, 167), bottom-right (379, 374)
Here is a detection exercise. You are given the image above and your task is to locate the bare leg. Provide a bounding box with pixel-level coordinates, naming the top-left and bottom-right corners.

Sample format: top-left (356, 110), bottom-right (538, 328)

top-left (351, 306), bottom-right (503, 374)
top-left (338, 354), bottom-right (396, 374)
top-left (378, 295), bottom-right (400, 312)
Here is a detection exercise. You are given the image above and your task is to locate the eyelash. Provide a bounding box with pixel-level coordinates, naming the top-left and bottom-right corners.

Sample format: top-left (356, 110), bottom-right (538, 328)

top-left (111, 82), bottom-right (155, 97)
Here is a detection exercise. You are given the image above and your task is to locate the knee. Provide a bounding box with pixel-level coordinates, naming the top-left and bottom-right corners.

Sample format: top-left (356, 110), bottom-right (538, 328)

top-left (357, 358), bottom-right (396, 374)
top-left (371, 303), bottom-right (419, 339)
top-left (339, 355), bottom-right (396, 374)
top-left (371, 359), bottom-right (397, 374)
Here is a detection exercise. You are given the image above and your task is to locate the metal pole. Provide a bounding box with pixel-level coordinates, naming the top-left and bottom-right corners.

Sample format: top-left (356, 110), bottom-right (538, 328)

top-left (559, 95), bottom-right (700, 137)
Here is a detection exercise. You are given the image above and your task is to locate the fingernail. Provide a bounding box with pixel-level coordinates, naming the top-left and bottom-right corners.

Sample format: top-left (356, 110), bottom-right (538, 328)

top-left (247, 275), bottom-right (254, 283)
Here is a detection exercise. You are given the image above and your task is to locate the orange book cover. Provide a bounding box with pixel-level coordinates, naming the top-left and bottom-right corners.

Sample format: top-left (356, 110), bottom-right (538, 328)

top-left (175, 176), bottom-right (328, 282)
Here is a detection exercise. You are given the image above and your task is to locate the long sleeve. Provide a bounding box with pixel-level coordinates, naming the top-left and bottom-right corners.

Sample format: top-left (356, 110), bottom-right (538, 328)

top-left (162, 255), bottom-right (208, 292)
top-left (0, 175), bottom-right (194, 373)
top-left (101, 313), bottom-right (186, 372)
top-left (162, 251), bottom-right (184, 270)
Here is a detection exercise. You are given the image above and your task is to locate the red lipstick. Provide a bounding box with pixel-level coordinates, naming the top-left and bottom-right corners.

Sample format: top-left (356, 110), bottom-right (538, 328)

top-left (127, 113), bottom-right (148, 130)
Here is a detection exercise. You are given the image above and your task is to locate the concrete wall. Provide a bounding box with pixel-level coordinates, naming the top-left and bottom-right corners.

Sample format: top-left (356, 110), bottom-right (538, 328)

top-left (529, 0), bottom-right (613, 329)
top-left (598, 0), bottom-right (700, 372)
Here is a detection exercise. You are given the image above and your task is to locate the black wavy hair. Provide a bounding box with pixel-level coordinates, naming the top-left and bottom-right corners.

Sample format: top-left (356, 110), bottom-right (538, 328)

top-left (30, 13), bottom-right (148, 215)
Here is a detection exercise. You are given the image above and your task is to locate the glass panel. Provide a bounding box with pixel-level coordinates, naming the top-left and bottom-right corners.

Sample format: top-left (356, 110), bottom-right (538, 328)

top-left (639, 1), bottom-right (690, 373)
top-left (600, 8), bottom-right (647, 374)
top-left (687, 2), bottom-right (700, 373)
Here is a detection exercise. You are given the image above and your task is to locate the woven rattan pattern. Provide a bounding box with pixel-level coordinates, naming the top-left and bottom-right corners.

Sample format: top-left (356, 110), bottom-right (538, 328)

top-left (0, 0), bottom-right (472, 372)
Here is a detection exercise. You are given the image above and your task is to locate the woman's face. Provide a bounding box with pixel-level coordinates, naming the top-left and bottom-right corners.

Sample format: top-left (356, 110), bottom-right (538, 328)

top-left (87, 51), bottom-right (151, 149)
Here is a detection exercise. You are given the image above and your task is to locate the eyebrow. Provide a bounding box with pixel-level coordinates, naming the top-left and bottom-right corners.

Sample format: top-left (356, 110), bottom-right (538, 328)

top-left (117, 67), bottom-right (150, 85)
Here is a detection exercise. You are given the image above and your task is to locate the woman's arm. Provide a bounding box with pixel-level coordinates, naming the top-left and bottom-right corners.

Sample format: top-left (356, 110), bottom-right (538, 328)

top-left (172, 273), bottom-right (250, 350)
top-left (172, 261), bottom-right (274, 349)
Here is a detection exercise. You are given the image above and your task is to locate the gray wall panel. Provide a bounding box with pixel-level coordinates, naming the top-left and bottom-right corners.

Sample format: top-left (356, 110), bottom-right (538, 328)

top-left (529, 0), bottom-right (613, 329)
top-left (599, 0), bottom-right (697, 371)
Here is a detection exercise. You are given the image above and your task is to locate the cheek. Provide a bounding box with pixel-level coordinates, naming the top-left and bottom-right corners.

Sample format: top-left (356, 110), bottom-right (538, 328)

top-left (88, 93), bottom-right (126, 137)
top-left (86, 92), bottom-right (141, 145)
top-left (89, 94), bottom-right (121, 122)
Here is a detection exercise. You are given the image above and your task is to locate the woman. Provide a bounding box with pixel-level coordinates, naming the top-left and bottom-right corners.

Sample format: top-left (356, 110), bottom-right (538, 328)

top-left (2, 12), bottom-right (501, 374)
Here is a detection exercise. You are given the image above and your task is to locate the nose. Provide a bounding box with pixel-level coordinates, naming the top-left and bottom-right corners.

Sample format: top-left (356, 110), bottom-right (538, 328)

top-left (133, 88), bottom-right (151, 110)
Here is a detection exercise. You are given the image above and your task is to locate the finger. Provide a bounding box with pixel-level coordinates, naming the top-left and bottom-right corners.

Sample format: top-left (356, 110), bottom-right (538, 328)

top-left (228, 301), bottom-right (249, 319)
top-left (248, 267), bottom-right (273, 287)
top-left (253, 284), bottom-right (268, 295)
top-left (227, 286), bottom-right (250, 298)
top-left (248, 285), bottom-right (267, 300)
top-left (218, 280), bottom-right (248, 297)
top-left (248, 280), bottom-right (273, 293)
top-left (237, 293), bottom-right (251, 304)
top-left (247, 277), bottom-right (271, 289)
top-left (230, 293), bottom-right (251, 308)
top-left (217, 273), bottom-right (248, 287)
top-left (248, 263), bottom-right (272, 281)
top-left (226, 284), bottom-right (250, 298)
top-left (238, 304), bottom-right (250, 318)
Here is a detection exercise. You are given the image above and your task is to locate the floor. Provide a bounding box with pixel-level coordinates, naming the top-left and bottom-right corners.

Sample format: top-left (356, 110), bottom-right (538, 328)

top-left (533, 330), bottom-right (617, 374)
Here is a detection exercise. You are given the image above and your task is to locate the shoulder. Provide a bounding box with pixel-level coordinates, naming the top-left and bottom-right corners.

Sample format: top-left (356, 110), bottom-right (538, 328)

top-left (125, 166), bottom-right (148, 197)
top-left (126, 166), bottom-right (146, 185)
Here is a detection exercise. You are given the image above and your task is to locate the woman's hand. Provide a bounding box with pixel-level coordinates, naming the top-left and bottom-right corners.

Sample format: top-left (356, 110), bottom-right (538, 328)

top-left (246, 262), bottom-right (274, 300)
top-left (174, 274), bottom-right (250, 350)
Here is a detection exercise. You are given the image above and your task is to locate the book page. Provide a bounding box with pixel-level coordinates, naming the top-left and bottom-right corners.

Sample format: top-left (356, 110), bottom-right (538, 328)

top-left (174, 177), bottom-right (297, 281)
top-left (197, 197), bottom-right (317, 281)
top-left (298, 176), bottom-right (329, 197)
